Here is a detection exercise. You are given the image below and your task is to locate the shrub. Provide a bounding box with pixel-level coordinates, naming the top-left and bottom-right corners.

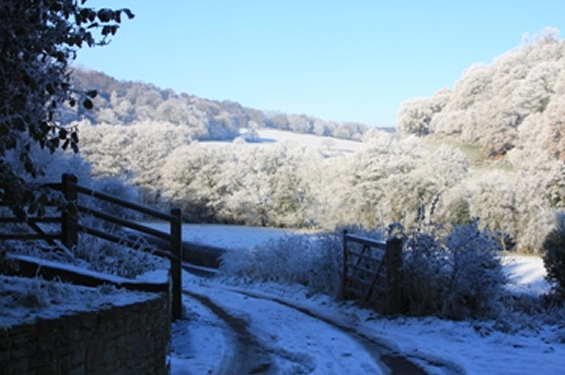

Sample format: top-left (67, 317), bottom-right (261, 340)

top-left (401, 219), bottom-right (507, 320)
top-left (218, 221), bottom-right (507, 320)
top-left (542, 211), bottom-right (565, 298)
top-left (219, 232), bottom-right (345, 295)
top-left (75, 232), bottom-right (161, 278)
top-left (90, 176), bottom-right (140, 221)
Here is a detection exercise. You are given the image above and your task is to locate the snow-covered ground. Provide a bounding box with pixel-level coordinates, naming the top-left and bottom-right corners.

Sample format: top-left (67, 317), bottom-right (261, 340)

top-left (253, 129), bottom-right (364, 153)
top-left (0, 274), bottom-right (160, 327)
top-left (2, 225), bottom-right (564, 374)
top-left (168, 255), bottom-right (564, 375)
top-left (141, 222), bottom-right (315, 250)
top-left (205, 128), bottom-right (364, 153)
top-left (502, 254), bottom-right (550, 296)
top-left (164, 225), bottom-right (565, 375)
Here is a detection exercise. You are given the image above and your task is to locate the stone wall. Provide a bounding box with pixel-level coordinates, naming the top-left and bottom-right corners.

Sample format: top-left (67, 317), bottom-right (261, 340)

top-left (0, 293), bottom-right (170, 375)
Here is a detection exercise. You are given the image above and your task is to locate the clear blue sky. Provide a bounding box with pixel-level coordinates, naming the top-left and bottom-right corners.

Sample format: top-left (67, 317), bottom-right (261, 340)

top-left (75, 0), bottom-right (565, 127)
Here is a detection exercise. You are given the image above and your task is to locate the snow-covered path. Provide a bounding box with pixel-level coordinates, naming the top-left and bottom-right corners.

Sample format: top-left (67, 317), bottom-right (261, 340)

top-left (162, 226), bottom-right (564, 375)
top-left (182, 289), bottom-right (274, 374)
top-left (171, 279), bottom-right (463, 375)
top-left (167, 261), bottom-right (565, 375)
top-left (175, 285), bottom-right (389, 374)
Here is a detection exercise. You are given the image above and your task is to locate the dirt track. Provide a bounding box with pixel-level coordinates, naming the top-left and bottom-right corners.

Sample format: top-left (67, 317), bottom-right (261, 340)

top-left (184, 290), bottom-right (274, 374)
top-left (183, 287), bottom-right (432, 374)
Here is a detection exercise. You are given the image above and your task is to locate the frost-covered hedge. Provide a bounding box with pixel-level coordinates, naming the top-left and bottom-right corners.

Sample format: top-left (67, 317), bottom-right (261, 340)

top-left (220, 221), bottom-right (507, 320)
top-left (219, 233), bottom-right (343, 295)
top-left (401, 220), bottom-right (507, 320)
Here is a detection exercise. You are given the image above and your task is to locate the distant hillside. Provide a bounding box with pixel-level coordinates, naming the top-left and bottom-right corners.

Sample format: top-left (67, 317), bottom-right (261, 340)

top-left (67, 68), bottom-right (370, 142)
top-left (397, 28), bottom-right (565, 161)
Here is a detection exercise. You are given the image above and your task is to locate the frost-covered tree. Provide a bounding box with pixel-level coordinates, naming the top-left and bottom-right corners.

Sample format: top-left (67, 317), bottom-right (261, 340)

top-left (287, 114), bottom-right (313, 134)
top-left (78, 122), bottom-right (133, 178)
top-left (161, 144), bottom-right (229, 222)
top-left (342, 134), bottom-right (468, 230)
top-left (466, 170), bottom-right (519, 241)
top-left (223, 143), bottom-right (316, 227)
top-left (396, 88), bottom-right (451, 137)
top-left (0, 0), bottom-right (133, 218)
top-left (398, 28), bottom-right (565, 159)
top-left (544, 94), bottom-right (565, 161)
top-left (259, 143), bottom-right (318, 227)
top-left (156, 98), bottom-right (190, 125)
top-left (124, 122), bottom-right (192, 204)
top-left (78, 120), bottom-right (192, 205)
top-left (546, 162), bottom-right (565, 209)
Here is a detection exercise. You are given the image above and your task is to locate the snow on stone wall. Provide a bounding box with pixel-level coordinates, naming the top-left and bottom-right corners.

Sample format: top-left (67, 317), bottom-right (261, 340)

top-left (0, 292), bottom-right (170, 375)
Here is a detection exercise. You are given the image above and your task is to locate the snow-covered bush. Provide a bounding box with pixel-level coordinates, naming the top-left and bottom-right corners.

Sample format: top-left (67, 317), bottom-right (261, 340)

top-left (74, 233), bottom-right (161, 278)
top-left (219, 226), bottom-right (387, 295)
top-left (88, 176), bottom-right (141, 224)
top-left (4, 230), bottom-right (161, 279)
top-left (219, 233), bottom-right (343, 295)
top-left (542, 211), bottom-right (565, 298)
top-left (402, 220), bottom-right (507, 320)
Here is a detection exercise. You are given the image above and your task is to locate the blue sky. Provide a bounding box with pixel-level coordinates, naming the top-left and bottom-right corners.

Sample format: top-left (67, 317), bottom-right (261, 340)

top-left (75, 0), bottom-right (565, 127)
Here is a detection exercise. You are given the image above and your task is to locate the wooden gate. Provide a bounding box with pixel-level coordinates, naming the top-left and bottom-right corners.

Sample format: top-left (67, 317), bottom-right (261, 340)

top-left (342, 230), bottom-right (403, 315)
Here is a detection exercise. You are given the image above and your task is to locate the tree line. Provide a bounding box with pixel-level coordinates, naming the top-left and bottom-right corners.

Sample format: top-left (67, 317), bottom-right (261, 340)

top-left (71, 30), bottom-right (565, 254)
top-left (67, 69), bottom-right (370, 141)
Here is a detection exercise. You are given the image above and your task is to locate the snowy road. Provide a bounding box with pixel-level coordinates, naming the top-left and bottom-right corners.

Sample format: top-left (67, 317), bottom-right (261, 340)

top-left (173, 283), bottom-right (438, 375)
top-left (183, 290), bottom-right (274, 374)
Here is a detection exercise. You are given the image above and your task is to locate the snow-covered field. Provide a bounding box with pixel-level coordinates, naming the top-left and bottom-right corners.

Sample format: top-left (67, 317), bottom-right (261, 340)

top-left (206, 128), bottom-right (364, 153)
top-left (253, 129), bottom-right (364, 153)
top-left (141, 222), bottom-right (316, 250)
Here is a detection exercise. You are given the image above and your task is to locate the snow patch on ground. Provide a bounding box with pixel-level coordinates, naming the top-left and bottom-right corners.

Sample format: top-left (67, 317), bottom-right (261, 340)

top-left (503, 254), bottom-right (551, 296)
top-left (204, 128), bottom-right (364, 153)
top-left (0, 275), bottom-right (158, 327)
top-left (172, 270), bottom-right (565, 375)
top-left (142, 222), bottom-right (315, 250)
top-left (169, 296), bottom-right (228, 374)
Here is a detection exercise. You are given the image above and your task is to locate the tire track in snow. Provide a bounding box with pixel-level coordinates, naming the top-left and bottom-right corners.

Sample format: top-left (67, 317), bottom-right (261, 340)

top-left (221, 288), bottom-right (428, 375)
top-left (183, 290), bottom-right (275, 374)
top-left (196, 284), bottom-right (464, 375)
top-left (184, 285), bottom-right (433, 374)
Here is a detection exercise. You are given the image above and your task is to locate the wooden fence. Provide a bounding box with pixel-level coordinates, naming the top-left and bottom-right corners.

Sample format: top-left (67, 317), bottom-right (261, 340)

top-left (342, 230), bottom-right (403, 315)
top-left (0, 173), bottom-right (182, 321)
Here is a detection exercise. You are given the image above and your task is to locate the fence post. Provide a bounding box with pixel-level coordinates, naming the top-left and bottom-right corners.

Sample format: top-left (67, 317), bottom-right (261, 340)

top-left (342, 230), bottom-right (348, 299)
top-left (61, 174), bottom-right (78, 249)
top-left (170, 207), bottom-right (182, 321)
top-left (385, 237), bottom-right (403, 315)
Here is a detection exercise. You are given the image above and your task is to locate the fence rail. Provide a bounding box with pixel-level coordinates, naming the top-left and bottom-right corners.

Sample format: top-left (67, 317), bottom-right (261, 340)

top-left (342, 230), bottom-right (403, 315)
top-left (0, 173), bottom-right (182, 321)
